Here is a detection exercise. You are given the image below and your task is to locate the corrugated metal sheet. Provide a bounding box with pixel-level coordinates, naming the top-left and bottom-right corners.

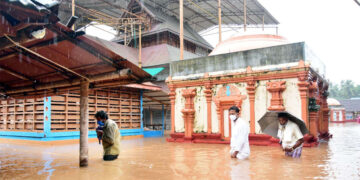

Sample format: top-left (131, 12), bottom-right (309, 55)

top-left (7, 0), bottom-right (59, 12)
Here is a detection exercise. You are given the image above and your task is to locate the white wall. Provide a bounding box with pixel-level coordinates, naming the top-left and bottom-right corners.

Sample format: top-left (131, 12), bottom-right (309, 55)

top-left (193, 86), bottom-right (207, 133)
top-left (173, 78), bottom-right (301, 134)
top-left (174, 88), bottom-right (185, 132)
top-left (282, 78), bottom-right (302, 120)
top-left (255, 78), bottom-right (301, 133)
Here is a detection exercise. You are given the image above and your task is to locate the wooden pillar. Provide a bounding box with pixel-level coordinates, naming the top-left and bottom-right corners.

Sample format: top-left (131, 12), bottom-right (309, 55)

top-left (162, 104), bottom-right (165, 135)
top-left (243, 0), bottom-right (247, 32)
top-left (124, 25), bottom-right (127, 45)
top-left (4, 100), bottom-right (8, 130)
top-left (246, 77), bottom-right (256, 134)
top-left (140, 90), bottom-right (143, 129)
top-left (138, 24), bottom-right (142, 68)
top-left (218, 0), bottom-right (222, 43)
top-left (72, 0), bottom-right (75, 30)
top-left (79, 80), bottom-right (89, 167)
top-left (179, 0), bottom-right (184, 60)
top-left (150, 108), bottom-right (153, 126)
top-left (204, 79), bottom-right (212, 134)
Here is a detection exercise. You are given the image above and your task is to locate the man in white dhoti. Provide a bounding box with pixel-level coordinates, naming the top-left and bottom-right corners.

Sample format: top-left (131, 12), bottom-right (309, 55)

top-left (229, 106), bottom-right (250, 160)
top-left (277, 113), bottom-right (304, 158)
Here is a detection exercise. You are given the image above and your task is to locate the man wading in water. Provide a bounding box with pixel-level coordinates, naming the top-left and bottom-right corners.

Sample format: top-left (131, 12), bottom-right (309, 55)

top-left (95, 111), bottom-right (121, 161)
top-left (229, 106), bottom-right (250, 160)
top-left (277, 113), bottom-right (304, 158)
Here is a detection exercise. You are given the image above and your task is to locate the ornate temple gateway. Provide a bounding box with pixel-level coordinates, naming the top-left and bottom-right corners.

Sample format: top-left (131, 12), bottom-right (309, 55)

top-left (166, 35), bottom-right (331, 146)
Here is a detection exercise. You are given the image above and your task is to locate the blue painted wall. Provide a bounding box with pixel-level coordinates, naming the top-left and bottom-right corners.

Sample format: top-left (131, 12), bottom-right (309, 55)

top-left (143, 130), bottom-right (163, 138)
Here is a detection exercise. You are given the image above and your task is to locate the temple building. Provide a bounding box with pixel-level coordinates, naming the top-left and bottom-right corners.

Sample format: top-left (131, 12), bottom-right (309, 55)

top-left (166, 35), bottom-right (330, 146)
top-left (327, 98), bottom-right (346, 123)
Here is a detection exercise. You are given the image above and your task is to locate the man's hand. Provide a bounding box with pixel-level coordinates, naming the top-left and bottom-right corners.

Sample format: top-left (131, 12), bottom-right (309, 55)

top-left (231, 151), bottom-right (239, 158)
top-left (96, 129), bottom-right (103, 136)
top-left (284, 147), bottom-right (293, 152)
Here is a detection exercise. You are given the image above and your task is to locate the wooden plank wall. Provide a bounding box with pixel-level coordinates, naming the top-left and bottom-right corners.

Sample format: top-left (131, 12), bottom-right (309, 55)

top-left (0, 98), bottom-right (45, 131)
top-left (0, 88), bottom-right (141, 132)
top-left (50, 88), bottom-right (141, 131)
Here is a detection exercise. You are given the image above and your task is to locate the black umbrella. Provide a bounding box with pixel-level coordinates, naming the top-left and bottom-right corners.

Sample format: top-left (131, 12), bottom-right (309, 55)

top-left (258, 111), bottom-right (309, 138)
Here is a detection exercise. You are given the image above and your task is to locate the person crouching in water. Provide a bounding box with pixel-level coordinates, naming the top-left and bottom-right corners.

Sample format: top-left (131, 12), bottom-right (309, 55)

top-left (95, 110), bottom-right (121, 161)
top-left (229, 106), bottom-right (250, 160)
top-left (277, 113), bottom-right (304, 158)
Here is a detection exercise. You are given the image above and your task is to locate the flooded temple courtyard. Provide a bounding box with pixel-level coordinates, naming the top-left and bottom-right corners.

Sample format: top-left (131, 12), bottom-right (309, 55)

top-left (1, 123), bottom-right (359, 180)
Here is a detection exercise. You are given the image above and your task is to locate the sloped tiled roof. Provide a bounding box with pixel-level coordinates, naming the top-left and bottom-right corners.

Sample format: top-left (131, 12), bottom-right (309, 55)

top-left (339, 99), bottom-right (360, 112)
top-left (87, 36), bottom-right (200, 67)
top-left (86, 35), bottom-right (139, 65)
top-left (143, 3), bottom-right (213, 49)
top-left (141, 44), bottom-right (200, 67)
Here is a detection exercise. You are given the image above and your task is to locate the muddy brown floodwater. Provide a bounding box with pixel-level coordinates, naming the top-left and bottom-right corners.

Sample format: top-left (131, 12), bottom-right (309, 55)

top-left (1, 123), bottom-right (360, 180)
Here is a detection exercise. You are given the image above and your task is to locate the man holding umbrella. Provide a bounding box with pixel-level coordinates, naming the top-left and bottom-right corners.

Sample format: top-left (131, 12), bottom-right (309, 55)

top-left (259, 111), bottom-right (308, 158)
top-left (277, 112), bottom-right (304, 158)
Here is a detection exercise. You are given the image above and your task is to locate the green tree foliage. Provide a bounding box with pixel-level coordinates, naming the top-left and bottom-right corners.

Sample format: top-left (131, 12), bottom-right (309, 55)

top-left (329, 80), bottom-right (360, 100)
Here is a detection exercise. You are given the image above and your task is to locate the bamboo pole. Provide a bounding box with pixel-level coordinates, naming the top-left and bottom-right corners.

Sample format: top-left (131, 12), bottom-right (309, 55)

top-left (218, 0), bottom-right (222, 43)
top-left (124, 25), bottom-right (127, 45)
top-left (180, 0), bottom-right (184, 60)
top-left (72, 0), bottom-right (75, 30)
top-left (139, 24), bottom-right (142, 68)
top-left (244, 0), bottom-right (247, 32)
top-left (79, 79), bottom-right (89, 167)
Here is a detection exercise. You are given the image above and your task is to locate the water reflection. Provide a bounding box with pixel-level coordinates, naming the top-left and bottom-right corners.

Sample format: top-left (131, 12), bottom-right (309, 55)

top-left (0, 123), bottom-right (359, 179)
top-left (37, 152), bottom-right (54, 180)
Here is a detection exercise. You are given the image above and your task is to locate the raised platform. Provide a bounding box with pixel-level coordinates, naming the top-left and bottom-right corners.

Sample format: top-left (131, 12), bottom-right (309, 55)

top-left (167, 133), bottom-right (322, 147)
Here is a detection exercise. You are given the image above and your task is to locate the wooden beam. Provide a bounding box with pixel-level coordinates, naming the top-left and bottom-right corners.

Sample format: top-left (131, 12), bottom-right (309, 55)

top-left (5, 69), bottom-right (131, 95)
top-left (180, 0), bottom-right (184, 60)
top-left (218, 0), bottom-right (222, 43)
top-left (143, 94), bottom-right (169, 105)
top-left (4, 35), bottom-right (89, 81)
top-left (72, 0), bottom-right (75, 30)
top-left (262, 15), bottom-right (264, 31)
top-left (33, 62), bottom-right (104, 80)
top-left (244, 0), bottom-right (247, 32)
top-left (79, 79), bottom-right (89, 167)
top-left (138, 24), bottom-right (142, 68)
top-left (124, 25), bottom-right (127, 45)
top-left (0, 66), bottom-right (34, 81)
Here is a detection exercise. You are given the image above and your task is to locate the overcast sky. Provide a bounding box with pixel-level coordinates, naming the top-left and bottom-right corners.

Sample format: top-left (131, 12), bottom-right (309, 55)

top-left (85, 0), bottom-right (360, 85)
top-left (202, 0), bottom-right (360, 85)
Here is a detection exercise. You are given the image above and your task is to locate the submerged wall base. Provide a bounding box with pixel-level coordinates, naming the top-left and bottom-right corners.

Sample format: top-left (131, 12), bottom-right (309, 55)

top-left (167, 133), bottom-right (322, 147)
top-left (0, 129), bottom-right (145, 141)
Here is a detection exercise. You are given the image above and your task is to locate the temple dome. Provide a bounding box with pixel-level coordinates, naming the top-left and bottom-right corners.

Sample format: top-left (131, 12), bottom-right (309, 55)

top-left (209, 34), bottom-right (289, 56)
top-left (327, 98), bottom-right (341, 106)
